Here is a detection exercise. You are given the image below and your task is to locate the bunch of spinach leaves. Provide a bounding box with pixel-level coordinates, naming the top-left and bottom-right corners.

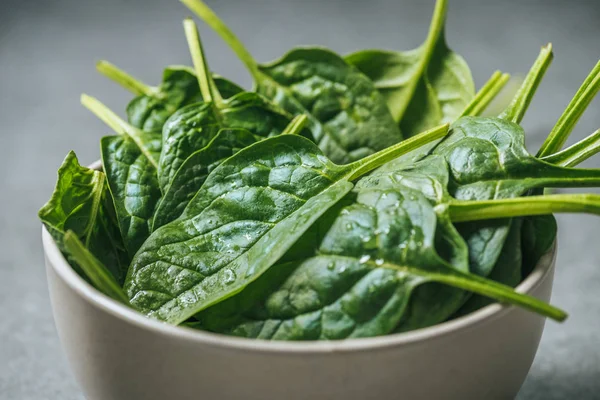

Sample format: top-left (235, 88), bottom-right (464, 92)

top-left (39, 0), bottom-right (600, 340)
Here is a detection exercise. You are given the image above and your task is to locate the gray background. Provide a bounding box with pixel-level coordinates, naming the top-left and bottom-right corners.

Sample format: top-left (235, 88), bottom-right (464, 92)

top-left (1, 0), bottom-right (599, 398)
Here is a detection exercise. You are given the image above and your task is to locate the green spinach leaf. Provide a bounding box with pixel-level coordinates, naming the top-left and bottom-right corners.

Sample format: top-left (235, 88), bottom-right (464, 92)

top-left (97, 61), bottom-right (243, 133)
top-left (182, 0), bottom-right (402, 164)
top-left (157, 19), bottom-right (304, 194)
top-left (346, 0), bottom-right (474, 137)
top-left (153, 116), bottom-right (308, 229)
top-left (194, 185), bottom-right (565, 340)
top-left (81, 95), bottom-right (162, 257)
top-left (39, 152), bottom-right (129, 284)
top-left (125, 126), bottom-right (448, 324)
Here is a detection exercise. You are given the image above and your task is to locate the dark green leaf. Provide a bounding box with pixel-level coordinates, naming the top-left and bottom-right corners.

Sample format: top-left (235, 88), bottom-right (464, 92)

top-left (82, 95), bottom-right (163, 257)
top-left (97, 61), bottom-right (243, 133)
top-left (153, 128), bottom-right (257, 229)
top-left (125, 127), bottom-right (448, 324)
top-left (521, 215), bottom-right (557, 278)
top-left (183, 0), bottom-right (402, 164)
top-left (157, 20), bottom-right (306, 195)
top-left (194, 186), bottom-right (563, 340)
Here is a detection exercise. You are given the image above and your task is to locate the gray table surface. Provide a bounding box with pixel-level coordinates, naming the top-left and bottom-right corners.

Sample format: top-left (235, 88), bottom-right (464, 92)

top-left (1, 0), bottom-right (599, 398)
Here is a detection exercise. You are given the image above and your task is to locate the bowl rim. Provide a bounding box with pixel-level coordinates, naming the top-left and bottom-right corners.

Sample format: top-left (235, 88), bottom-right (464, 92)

top-left (43, 224), bottom-right (557, 354)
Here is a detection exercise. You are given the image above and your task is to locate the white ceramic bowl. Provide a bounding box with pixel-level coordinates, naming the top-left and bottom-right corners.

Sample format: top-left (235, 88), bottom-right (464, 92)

top-left (43, 226), bottom-right (556, 400)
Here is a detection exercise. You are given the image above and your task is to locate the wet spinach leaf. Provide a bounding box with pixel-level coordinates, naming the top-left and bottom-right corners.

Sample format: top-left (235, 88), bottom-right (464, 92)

top-left (194, 185), bottom-right (564, 340)
top-left (182, 0), bottom-right (402, 164)
top-left (153, 116), bottom-right (308, 229)
top-left (125, 126), bottom-right (448, 324)
top-left (156, 20), bottom-right (305, 195)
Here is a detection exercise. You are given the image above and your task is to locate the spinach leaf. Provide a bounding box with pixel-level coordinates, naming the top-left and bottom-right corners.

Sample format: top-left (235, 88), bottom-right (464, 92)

top-left (63, 231), bottom-right (129, 304)
top-left (97, 61), bottom-right (243, 133)
top-left (373, 70), bottom-right (510, 175)
top-left (157, 19), bottom-right (303, 194)
top-left (153, 116), bottom-right (308, 229)
top-left (124, 125), bottom-right (448, 324)
top-left (345, 0), bottom-right (475, 137)
top-left (81, 95), bottom-right (162, 257)
top-left (521, 215), bottom-right (557, 277)
top-left (182, 0), bottom-right (402, 164)
top-left (452, 218), bottom-right (523, 317)
top-left (39, 152), bottom-right (128, 284)
top-left (432, 116), bottom-right (600, 276)
top-left (153, 128), bottom-right (256, 229)
top-left (194, 186), bottom-right (565, 340)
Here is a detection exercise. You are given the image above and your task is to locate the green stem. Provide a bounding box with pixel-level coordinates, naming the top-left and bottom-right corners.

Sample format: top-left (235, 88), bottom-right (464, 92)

top-left (448, 194), bottom-right (600, 222)
top-left (376, 260), bottom-right (566, 321)
top-left (181, 0), bottom-right (261, 79)
top-left (183, 18), bottom-right (222, 107)
top-left (80, 94), bottom-right (158, 168)
top-left (499, 44), bottom-right (553, 124)
top-left (541, 129), bottom-right (600, 167)
top-left (461, 71), bottom-right (510, 117)
top-left (64, 231), bottom-right (130, 304)
top-left (427, 269), bottom-right (566, 321)
top-left (346, 123), bottom-right (449, 180)
top-left (96, 60), bottom-right (156, 97)
top-left (536, 60), bottom-right (600, 157)
top-left (393, 0), bottom-right (447, 121)
top-left (282, 115), bottom-right (309, 135)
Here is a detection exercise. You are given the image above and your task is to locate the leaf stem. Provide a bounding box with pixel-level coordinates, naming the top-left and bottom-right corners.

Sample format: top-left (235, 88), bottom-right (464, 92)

top-left (346, 123), bottom-right (449, 180)
top-left (448, 194), bottom-right (600, 222)
top-left (80, 94), bottom-right (158, 168)
top-left (427, 269), bottom-right (566, 321)
top-left (181, 0), bottom-right (261, 79)
top-left (96, 60), bottom-right (156, 97)
top-left (536, 60), bottom-right (600, 157)
top-left (64, 231), bottom-right (130, 304)
top-left (281, 114), bottom-right (309, 135)
top-left (541, 129), bottom-right (600, 167)
top-left (460, 71), bottom-right (510, 117)
top-left (392, 0), bottom-right (447, 122)
top-left (376, 260), bottom-right (566, 321)
top-left (499, 44), bottom-right (553, 124)
top-left (81, 94), bottom-right (131, 135)
top-left (183, 18), bottom-right (222, 107)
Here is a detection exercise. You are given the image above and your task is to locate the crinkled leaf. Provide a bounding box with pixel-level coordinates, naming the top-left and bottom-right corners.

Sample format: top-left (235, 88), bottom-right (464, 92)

top-left (125, 127), bottom-right (446, 324)
top-left (182, 0), bottom-right (402, 164)
top-left (158, 92), bottom-right (298, 194)
top-left (153, 128), bottom-right (257, 229)
top-left (126, 135), bottom-right (359, 324)
top-left (127, 66), bottom-right (242, 133)
top-left (433, 116), bottom-right (600, 276)
top-left (257, 48), bottom-right (403, 163)
top-left (195, 185), bottom-right (560, 339)
top-left (38, 152), bottom-right (128, 284)
top-left (101, 135), bottom-right (162, 256)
